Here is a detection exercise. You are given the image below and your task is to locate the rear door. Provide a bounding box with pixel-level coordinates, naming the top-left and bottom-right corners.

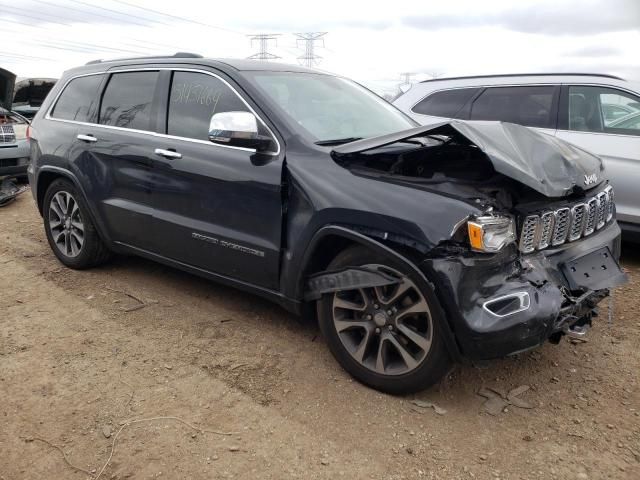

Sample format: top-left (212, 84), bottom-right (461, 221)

top-left (73, 70), bottom-right (161, 250)
top-left (555, 85), bottom-right (640, 226)
top-left (148, 68), bottom-right (284, 289)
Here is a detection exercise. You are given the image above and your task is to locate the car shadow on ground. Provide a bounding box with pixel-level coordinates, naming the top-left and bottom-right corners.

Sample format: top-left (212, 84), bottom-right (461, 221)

top-left (95, 253), bottom-right (603, 405)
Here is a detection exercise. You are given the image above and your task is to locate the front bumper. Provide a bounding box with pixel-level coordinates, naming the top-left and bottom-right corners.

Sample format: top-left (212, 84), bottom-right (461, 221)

top-left (424, 222), bottom-right (626, 360)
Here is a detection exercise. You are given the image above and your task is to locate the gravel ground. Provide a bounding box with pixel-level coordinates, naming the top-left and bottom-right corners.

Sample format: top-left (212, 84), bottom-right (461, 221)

top-left (1, 193), bottom-right (639, 480)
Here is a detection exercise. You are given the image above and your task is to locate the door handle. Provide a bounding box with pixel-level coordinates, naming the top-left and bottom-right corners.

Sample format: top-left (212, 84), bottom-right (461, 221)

top-left (77, 134), bottom-right (97, 143)
top-left (154, 148), bottom-right (182, 159)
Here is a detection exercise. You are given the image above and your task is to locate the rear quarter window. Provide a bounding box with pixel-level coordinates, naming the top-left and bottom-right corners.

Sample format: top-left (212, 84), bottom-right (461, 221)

top-left (411, 88), bottom-right (480, 118)
top-left (50, 75), bottom-right (103, 122)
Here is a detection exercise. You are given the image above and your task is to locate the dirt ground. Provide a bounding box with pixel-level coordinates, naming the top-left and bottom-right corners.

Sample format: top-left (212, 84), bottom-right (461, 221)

top-left (1, 193), bottom-right (639, 480)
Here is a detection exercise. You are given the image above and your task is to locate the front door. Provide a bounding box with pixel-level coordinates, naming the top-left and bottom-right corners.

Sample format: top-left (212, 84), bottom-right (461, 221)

top-left (555, 85), bottom-right (640, 226)
top-left (149, 69), bottom-right (284, 289)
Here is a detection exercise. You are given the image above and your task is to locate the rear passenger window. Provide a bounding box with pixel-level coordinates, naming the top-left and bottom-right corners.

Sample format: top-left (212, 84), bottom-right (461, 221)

top-left (412, 88), bottom-right (480, 118)
top-left (167, 71), bottom-right (249, 141)
top-left (470, 86), bottom-right (557, 128)
top-left (99, 71), bottom-right (159, 130)
top-left (50, 75), bottom-right (102, 122)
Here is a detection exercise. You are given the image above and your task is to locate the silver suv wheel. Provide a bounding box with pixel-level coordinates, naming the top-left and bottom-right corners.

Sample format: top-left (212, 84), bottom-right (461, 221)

top-left (331, 264), bottom-right (433, 376)
top-left (48, 191), bottom-right (85, 258)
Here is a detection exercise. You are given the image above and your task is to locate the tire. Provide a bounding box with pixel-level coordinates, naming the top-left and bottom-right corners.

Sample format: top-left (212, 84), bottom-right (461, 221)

top-left (43, 178), bottom-right (111, 269)
top-left (317, 246), bottom-right (451, 394)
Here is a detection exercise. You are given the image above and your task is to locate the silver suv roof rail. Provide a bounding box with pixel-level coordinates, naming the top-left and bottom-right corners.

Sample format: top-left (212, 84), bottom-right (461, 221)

top-left (86, 52), bottom-right (203, 65)
top-left (419, 72), bottom-right (625, 83)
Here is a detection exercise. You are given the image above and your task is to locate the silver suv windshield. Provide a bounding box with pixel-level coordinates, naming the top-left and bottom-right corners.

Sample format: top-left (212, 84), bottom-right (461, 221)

top-left (246, 72), bottom-right (415, 144)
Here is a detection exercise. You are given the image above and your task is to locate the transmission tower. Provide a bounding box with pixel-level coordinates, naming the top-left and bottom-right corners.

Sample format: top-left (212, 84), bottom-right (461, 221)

top-left (295, 32), bottom-right (327, 68)
top-left (247, 34), bottom-right (281, 61)
top-left (399, 72), bottom-right (415, 88)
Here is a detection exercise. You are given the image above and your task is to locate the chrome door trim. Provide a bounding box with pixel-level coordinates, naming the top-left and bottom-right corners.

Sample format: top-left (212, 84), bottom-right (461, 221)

top-left (45, 67), bottom-right (282, 156)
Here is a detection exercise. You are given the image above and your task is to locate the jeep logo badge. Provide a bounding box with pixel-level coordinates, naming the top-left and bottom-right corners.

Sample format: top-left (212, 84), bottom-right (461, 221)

top-left (584, 173), bottom-right (598, 186)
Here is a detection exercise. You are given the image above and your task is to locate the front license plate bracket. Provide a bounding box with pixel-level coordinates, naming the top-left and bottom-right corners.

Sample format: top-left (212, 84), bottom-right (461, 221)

top-left (560, 247), bottom-right (626, 291)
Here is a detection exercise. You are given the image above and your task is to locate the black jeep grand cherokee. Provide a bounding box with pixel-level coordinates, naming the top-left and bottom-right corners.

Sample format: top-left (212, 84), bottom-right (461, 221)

top-left (28, 54), bottom-right (626, 393)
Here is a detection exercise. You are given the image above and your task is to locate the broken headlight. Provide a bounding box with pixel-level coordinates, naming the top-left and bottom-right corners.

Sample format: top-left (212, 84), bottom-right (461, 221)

top-left (467, 215), bottom-right (516, 253)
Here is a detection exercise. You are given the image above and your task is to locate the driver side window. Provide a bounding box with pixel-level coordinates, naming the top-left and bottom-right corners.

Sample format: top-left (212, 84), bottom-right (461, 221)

top-left (568, 86), bottom-right (640, 136)
top-left (167, 71), bottom-right (254, 141)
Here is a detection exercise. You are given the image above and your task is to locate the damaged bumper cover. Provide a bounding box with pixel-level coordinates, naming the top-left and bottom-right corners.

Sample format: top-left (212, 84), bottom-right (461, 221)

top-left (424, 222), bottom-right (627, 360)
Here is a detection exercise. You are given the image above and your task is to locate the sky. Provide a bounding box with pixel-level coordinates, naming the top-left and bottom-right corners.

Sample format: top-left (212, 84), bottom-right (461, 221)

top-left (1, 0), bottom-right (639, 96)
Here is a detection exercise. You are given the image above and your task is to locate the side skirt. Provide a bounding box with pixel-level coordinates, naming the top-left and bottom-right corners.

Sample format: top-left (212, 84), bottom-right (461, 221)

top-left (114, 241), bottom-right (302, 314)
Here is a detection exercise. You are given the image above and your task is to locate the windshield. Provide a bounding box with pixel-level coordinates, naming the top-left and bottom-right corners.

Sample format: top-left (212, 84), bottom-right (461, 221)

top-left (245, 72), bottom-right (415, 143)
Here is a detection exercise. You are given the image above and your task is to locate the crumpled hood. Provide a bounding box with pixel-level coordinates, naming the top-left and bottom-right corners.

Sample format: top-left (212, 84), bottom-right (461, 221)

top-left (0, 67), bottom-right (16, 111)
top-left (332, 120), bottom-right (605, 198)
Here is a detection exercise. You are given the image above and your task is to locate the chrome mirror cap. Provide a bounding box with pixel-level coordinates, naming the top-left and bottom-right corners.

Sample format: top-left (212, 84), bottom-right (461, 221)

top-left (208, 111), bottom-right (273, 152)
top-left (209, 111), bottom-right (258, 143)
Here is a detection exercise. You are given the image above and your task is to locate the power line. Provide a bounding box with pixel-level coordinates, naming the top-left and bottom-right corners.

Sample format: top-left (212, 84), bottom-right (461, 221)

top-left (65, 0), bottom-right (170, 26)
top-left (247, 34), bottom-right (281, 61)
top-left (0, 12), bottom-right (194, 56)
top-left (1, 5), bottom-right (73, 26)
top-left (108, 0), bottom-right (245, 34)
top-left (27, 0), bottom-right (154, 28)
top-left (294, 32), bottom-right (326, 68)
top-left (0, 16), bottom-right (42, 28)
top-left (0, 52), bottom-right (50, 61)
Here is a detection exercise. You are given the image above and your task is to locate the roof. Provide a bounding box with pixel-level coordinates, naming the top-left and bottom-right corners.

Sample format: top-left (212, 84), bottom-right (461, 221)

top-left (420, 72), bottom-right (626, 83)
top-left (83, 52), bottom-right (320, 74)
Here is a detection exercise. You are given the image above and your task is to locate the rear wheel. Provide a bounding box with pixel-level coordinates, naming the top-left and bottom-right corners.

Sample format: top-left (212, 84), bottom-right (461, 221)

top-left (43, 178), bottom-right (111, 269)
top-left (318, 246), bottom-right (451, 394)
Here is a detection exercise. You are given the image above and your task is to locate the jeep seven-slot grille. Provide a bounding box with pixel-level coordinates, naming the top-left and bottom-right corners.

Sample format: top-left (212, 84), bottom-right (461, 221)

top-left (518, 186), bottom-right (615, 253)
top-left (0, 125), bottom-right (16, 143)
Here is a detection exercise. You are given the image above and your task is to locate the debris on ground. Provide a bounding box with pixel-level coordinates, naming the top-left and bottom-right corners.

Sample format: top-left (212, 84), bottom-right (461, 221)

top-left (411, 399), bottom-right (447, 415)
top-left (0, 178), bottom-right (28, 207)
top-left (478, 385), bottom-right (534, 415)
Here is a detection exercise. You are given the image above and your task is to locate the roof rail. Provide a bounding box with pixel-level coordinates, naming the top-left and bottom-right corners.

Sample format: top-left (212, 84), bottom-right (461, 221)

top-left (86, 52), bottom-right (203, 65)
top-left (419, 72), bottom-right (625, 83)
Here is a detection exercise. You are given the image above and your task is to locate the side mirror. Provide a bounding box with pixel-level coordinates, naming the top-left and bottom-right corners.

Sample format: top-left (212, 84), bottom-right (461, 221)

top-left (208, 111), bottom-right (273, 152)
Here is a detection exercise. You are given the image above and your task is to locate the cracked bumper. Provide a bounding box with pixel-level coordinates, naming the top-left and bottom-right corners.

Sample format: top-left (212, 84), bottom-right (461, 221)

top-left (423, 222), bottom-right (626, 360)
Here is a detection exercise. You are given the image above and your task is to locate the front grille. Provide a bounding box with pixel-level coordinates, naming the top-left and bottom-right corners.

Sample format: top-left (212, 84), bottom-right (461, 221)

top-left (584, 197), bottom-right (598, 235)
top-left (538, 212), bottom-right (555, 249)
top-left (0, 125), bottom-right (16, 143)
top-left (552, 208), bottom-right (570, 246)
top-left (569, 204), bottom-right (587, 241)
top-left (518, 186), bottom-right (615, 253)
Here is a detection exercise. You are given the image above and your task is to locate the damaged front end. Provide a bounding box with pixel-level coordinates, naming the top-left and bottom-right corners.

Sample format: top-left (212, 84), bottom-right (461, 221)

top-left (328, 120), bottom-right (627, 360)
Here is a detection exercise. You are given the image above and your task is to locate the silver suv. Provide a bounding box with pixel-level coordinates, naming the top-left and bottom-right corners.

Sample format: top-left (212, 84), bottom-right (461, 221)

top-left (394, 73), bottom-right (640, 241)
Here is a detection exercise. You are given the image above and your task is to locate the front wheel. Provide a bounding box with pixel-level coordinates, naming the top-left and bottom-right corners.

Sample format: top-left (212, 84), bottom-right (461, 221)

top-left (317, 246), bottom-right (451, 394)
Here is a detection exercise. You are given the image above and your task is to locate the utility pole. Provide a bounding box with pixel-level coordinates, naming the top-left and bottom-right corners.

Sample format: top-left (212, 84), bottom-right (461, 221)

top-left (247, 34), bottom-right (281, 61)
top-left (294, 32), bottom-right (327, 68)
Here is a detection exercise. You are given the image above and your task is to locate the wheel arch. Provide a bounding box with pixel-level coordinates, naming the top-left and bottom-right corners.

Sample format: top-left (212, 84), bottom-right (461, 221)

top-left (36, 166), bottom-right (112, 246)
top-left (36, 167), bottom-right (80, 214)
top-left (292, 225), bottom-right (462, 360)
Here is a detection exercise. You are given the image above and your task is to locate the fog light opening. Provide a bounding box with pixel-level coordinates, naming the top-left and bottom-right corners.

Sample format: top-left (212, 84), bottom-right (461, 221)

top-left (483, 292), bottom-right (530, 317)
